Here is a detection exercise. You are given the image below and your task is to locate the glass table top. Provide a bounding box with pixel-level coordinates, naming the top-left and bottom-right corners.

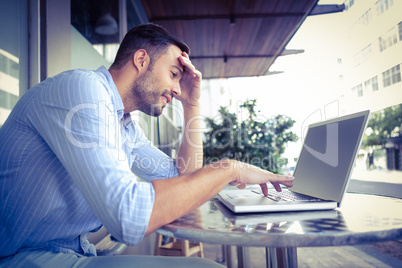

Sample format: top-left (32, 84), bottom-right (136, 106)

top-left (158, 193), bottom-right (402, 248)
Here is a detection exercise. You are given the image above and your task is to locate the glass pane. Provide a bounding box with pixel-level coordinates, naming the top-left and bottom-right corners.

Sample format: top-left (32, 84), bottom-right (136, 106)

top-left (0, 0), bottom-right (28, 127)
top-left (71, 0), bottom-right (120, 63)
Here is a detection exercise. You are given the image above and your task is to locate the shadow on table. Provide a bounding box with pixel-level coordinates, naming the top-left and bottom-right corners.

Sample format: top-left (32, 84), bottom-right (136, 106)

top-left (347, 179), bottom-right (402, 199)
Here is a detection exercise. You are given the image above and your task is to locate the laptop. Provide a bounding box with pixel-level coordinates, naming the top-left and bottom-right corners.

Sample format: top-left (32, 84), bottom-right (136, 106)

top-left (218, 110), bottom-right (370, 213)
top-left (214, 199), bottom-right (339, 226)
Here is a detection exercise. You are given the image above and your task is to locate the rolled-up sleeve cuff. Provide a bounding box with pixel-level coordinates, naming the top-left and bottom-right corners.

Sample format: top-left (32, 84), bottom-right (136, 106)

top-left (116, 181), bottom-right (155, 245)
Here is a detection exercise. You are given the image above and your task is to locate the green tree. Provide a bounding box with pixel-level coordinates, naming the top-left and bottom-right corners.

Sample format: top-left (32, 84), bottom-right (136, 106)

top-left (203, 99), bottom-right (298, 174)
top-left (362, 104), bottom-right (402, 149)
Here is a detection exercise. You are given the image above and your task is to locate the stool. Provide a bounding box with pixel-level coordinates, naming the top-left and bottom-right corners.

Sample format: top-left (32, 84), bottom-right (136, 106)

top-left (88, 227), bottom-right (127, 256)
top-left (155, 234), bottom-right (204, 257)
top-left (95, 233), bottom-right (127, 256)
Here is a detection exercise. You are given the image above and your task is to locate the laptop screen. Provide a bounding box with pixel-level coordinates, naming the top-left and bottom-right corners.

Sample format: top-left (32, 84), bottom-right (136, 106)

top-left (291, 111), bottom-right (369, 203)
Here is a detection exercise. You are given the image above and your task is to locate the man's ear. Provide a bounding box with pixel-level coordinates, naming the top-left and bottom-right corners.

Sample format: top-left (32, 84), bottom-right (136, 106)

top-left (132, 49), bottom-right (149, 73)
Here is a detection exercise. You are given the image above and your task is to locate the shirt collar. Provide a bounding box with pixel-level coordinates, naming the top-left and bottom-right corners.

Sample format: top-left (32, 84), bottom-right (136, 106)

top-left (96, 66), bottom-right (125, 119)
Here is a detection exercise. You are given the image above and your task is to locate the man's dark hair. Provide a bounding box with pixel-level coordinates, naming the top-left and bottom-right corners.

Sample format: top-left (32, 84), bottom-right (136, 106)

top-left (110, 23), bottom-right (190, 70)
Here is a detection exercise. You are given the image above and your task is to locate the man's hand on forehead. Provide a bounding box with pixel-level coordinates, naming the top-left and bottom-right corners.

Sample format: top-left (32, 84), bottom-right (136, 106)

top-left (175, 51), bottom-right (202, 107)
top-left (179, 52), bottom-right (198, 78)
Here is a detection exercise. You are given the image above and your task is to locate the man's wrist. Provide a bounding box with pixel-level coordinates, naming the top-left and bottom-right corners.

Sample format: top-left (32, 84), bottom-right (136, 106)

top-left (210, 159), bottom-right (239, 184)
top-left (182, 100), bottom-right (201, 110)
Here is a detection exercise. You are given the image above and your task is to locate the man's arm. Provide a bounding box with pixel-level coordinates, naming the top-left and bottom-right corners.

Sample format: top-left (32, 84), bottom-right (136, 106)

top-left (145, 52), bottom-right (294, 235)
top-left (176, 103), bottom-right (203, 174)
top-left (175, 52), bottom-right (203, 174)
top-left (146, 159), bottom-right (295, 235)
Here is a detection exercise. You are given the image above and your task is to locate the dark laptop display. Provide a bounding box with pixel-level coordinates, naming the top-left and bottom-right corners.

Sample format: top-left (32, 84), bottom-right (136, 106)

top-left (218, 110), bottom-right (370, 213)
top-left (291, 110), bottom-right (369, 205)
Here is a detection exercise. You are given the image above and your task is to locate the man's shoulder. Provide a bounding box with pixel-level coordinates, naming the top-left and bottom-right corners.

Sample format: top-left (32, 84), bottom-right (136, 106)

top-left (55, 67), bottom-right (111, 94)
top-left (24, 67), bottom-right (114, 111)
top-left (56, 68), bottom-right (106, 83)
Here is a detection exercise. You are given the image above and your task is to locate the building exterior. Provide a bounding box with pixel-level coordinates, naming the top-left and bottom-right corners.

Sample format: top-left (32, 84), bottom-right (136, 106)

top-left (196, 0), bottom-right (402, 171)
top-left (340, 0), bottom-right (402, 114)
top-left (199, 1), bottom-right (402, 127)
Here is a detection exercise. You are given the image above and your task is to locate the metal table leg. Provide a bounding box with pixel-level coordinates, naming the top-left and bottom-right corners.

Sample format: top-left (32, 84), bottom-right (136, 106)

top-left (237, 246), bottom-right (250, 268)
top-left (266, 247), bottom-right (298, 268)
top-left (224, 245), bottom-right (235, 268)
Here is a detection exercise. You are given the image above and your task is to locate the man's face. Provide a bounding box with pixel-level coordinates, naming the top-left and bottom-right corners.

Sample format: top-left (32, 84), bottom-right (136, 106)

top-left (130, 45), bottom-right (184, 117)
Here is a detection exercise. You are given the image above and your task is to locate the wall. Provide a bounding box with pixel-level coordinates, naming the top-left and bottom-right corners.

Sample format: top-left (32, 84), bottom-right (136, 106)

top-left (46, 0), bottom-right (71, 77)
top-left (71, 26), bottom-right (111, 70)
top-left (340, 0), bottom-right (402, 114)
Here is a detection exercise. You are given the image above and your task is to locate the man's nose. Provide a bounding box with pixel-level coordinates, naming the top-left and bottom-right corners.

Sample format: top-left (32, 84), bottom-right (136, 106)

top-left (171, 82), bottom-right (181, 96)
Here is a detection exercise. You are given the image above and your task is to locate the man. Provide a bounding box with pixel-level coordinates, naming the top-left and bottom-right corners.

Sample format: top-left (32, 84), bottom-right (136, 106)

top-left (0, 23), bottom-right (294, 267)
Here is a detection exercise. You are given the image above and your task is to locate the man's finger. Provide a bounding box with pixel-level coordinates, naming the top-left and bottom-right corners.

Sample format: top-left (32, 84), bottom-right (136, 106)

top-left (271, 182), bottom-right (282, 192)
top-left (237, 183), bottom-right (246, 189)
top-left (181, 57), bottom-right (196, 73)
top-left (259, 183), bottom-right (268, 196)
top-left (269, 173), bottom-right (294, 182)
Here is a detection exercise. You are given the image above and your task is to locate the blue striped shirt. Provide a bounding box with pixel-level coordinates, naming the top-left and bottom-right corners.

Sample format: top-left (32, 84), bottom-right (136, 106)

top-left (0, 66), bottom-right (179, 258)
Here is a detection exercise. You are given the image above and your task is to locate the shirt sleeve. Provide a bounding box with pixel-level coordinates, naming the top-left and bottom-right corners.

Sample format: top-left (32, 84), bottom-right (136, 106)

top-left (125, 119), bottom-right (180, 181)
top-left (26, 70), bottom-right (153, 245)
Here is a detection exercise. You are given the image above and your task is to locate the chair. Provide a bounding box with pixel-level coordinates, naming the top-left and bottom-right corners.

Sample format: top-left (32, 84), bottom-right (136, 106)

top-left (88, 226), bottom-right (128, 256)
top-left (95, 233), bottom-right (128, 256)
top-left (154, 234), bottom-right (204, 257)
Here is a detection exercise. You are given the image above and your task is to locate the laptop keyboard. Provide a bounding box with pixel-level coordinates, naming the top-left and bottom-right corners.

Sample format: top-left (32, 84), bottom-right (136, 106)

top-left (253, 189), bottom-right (324, 202)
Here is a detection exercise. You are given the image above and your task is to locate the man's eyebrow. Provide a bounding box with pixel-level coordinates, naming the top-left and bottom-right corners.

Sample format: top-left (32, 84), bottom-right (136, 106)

top-left (172, 65), bottom-right (183, 77)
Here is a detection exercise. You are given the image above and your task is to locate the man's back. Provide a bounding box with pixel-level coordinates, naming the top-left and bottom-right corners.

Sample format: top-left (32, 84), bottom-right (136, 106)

top-left (0, 64), bottom-right (187, 260)
top-left (0, 70), bottom-right (104, 258)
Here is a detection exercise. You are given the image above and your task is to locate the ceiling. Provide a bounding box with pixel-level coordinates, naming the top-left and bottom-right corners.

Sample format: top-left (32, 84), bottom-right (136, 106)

top-left (141, 0), bottom-right (320, 79)
top-left (71, 0), bottom-right (343, 80)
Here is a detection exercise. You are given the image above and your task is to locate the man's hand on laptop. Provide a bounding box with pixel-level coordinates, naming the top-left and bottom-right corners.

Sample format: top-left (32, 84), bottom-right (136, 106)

top-left (228, 161), bottom-right (295, 196)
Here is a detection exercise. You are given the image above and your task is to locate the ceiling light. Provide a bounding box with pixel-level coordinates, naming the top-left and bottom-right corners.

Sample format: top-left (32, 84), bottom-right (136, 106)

top-left (95, 13), bottom-right (118, 35)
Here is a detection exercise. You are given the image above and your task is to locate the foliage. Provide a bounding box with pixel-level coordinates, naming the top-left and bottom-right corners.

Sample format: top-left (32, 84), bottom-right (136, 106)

top-left (203, 99), bottom-right (298, 174)
top-left (362, 104), bottom-right (402, 149)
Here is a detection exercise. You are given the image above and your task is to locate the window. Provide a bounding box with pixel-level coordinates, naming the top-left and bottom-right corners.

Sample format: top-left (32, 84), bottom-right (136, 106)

top-left (352, 84), bottom-right (364, 97)
top-left (0, 0), bottom-right (28, 127)
top-left (360, 9), bottom-right (372, 25)
top-left (376, 0), bottom-right (394, 16)
top-left (382, 64), bottom-right (401, 87)
top-left (399, 21), bottom-right (402, 41)
top-left (357, 84), bottom-right (363, 97)
top-left (391, 65), bottom-right (401, 84)
top-left (383, 69), bottom-right (392, 87)
top-left (364, 80), bottom-right (370, 92)
top-left (347, 0), bottom-right (355, 10)
top-left (0, 50), bottom-right (20, 111)
top-left (372, 76), bottom-right (379, 91)
top-left (379, 24), bottom-right (399, 52)
top-left (71, 0), bottom-right (121, 63)
top-left (364, 76), bottom-right (379, 92)
top-left (353, 44), bottom-right (372, 66)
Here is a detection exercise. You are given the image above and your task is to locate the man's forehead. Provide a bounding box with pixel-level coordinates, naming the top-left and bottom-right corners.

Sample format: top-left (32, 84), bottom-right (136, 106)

top-left (168, 44), bottom-right (183, 56)
top-left (165, 45), bottom-right (184, 70)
